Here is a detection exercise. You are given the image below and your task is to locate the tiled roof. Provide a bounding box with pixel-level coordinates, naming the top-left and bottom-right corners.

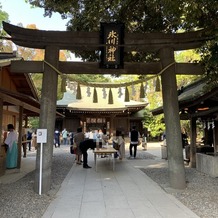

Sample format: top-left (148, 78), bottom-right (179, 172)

top-left (152, 79), bottom-right (218, 116)
top-left (178, 79), bottom-right (206, 102)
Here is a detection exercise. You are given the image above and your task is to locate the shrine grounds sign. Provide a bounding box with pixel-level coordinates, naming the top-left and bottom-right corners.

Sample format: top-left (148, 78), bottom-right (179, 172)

top-left (100, 22), bottom-right (124, 69)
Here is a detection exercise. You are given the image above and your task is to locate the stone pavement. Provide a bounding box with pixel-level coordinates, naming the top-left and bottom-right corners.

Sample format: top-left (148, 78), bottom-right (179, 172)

top-left (42, 143), bottom-right (199, 218)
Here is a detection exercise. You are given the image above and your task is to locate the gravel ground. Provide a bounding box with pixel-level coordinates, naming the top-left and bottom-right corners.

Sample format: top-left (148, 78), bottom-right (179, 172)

top-left (1, 146), bottom-right (218, 218)
top-left (141, 163), bottom-right (218, 218)
top-left (0, 147), bottom-right (74, 218)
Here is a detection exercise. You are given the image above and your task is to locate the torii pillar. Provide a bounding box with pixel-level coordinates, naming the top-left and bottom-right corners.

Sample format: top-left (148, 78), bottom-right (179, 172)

top-left (34, 46), bottom-right (59, 194)
top-left (159, 47), bottom-right (186, 189)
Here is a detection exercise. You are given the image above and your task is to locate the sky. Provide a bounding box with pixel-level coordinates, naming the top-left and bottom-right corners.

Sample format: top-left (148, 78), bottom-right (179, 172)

top-left (1, 0), bottom-right (69, 31)
top-left (1, 0), bottom-right (81, 60)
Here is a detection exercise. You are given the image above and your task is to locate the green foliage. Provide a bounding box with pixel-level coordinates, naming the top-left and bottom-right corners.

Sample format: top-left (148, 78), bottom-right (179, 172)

top-left (0, 3), bottom-right (9, 50)
top-left (30, 73), bottom-right (42, 97)
top-left (175, 49), bottom-right (202, 88)
top-left (198, 38), bottom-right (218, 89)
top-left (0, 3), bottom-right (9, 32)
top-left (26, 1), bottom-right (218, 81)
top-left (68, 74), bottom-right (111, 83)
top-left (175, 49), bottom-right (201, 63)
top-left (27, 0), bottom-right (218, 33)
top-left (142, 108), bottom-right (165, 138)
top-left (28, 117), bottom-right (39, 129)
top-left (26, 0), bottom-right (218, 63)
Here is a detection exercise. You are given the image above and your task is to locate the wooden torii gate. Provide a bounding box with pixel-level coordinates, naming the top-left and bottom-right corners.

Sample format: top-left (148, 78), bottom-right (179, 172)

top-left (3, 21), bottom-right (213, 194)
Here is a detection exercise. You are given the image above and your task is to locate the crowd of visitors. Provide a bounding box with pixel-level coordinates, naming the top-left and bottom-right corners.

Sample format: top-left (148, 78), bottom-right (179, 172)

top-left (67, 126), bottom-right (142, 168)
top-left (54, 128), bottom-right (74, 147)
top-left (1, 124), bottom-right (143, 170)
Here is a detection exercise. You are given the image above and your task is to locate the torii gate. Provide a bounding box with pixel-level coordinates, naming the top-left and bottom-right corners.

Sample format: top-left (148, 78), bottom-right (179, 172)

top-left (3, 21), bottom-right (213, 194)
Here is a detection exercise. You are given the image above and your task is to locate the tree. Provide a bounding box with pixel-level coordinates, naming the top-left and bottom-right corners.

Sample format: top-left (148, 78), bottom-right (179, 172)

top-left (175, 49), bottom-right (201, 88)
top-left (26, 0), bottom-right (218, 33)
top-left (142, 108), bottom-right (165, 139)
top-left (26, 0), bottom-right (218, 83)
top-left (0, 4), bottom-right (9, 50)
top-left (198, 38), bottom-right (218, 89)
top-left (0, 3), bottom-right (9, 31)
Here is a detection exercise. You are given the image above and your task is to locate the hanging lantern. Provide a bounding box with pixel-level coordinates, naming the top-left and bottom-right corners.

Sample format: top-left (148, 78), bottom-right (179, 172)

top-left (108, 88), bottom-right (113, 104)
top-left (124, 86), bottom-right (130, 102)
top-left (76, 83), bottom-right (82, 99)
top-left (144, 81), bottom-right (148, 95)
top-left (93, 87), bottom-right (98, 103)
top-left (155, 76), bottom-right (161, 92)
top-left (140, 83), bottom-right (145, 98)
top-left (61, 75), bottom-right (66, 92)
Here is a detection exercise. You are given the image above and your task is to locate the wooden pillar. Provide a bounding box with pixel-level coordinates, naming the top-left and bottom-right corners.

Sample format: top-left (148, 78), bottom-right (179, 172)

top-left (23, 116), bottom-right (28, 128)
top-left (34, 45), bottom-right (59, 194)
top-left (189, 117), bottom-right (197, 168)
top-left (127, 111), bottom-right (130, 136)
top-left (159, 47), bottom-right (186, 189)
top-left (110, 114), bottom-right (116, 136)
top-left (213, 121), bottom-right (218, 153)
top-left (0, 98), bottom-right (6, 176)
top-left (17, 106), bottom-right (23, 169)
top-left (0, 98), bottom-right (3, 145)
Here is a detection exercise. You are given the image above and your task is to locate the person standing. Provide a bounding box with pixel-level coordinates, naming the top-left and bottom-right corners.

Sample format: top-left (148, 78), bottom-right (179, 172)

top-left (129, 126), bottom-right (140, 159)
top-left (113, 130), bottom-right (125, 159)
top-left (4, 124), bottom-right (18, 169)
top-left (84, 130), bottom-right (90, 140)
top-left (69, 132), bottom-right (74, 145)
top-left (31, 130), bottom-right (37, 150)
top-left (117, 130), bottom-right (125, 160)
top-left (54, 129), bottom-right (60, 147)
top-left (21, 128), bottom-right (27, 158)
top-left (62, 128), bottom-right (68, 145)
top-left (27, 131), bottom-right (32, 151)
top-left (79, 139), bottom-right (96, 168)
top-left (73, 127), bottom-right (84, 165)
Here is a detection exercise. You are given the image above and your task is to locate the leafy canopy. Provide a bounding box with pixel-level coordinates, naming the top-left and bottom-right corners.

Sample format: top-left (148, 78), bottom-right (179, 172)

top-left (26, 0), bottom-right (218, 33)
top-left (26, 1), bottom-right (218, 83)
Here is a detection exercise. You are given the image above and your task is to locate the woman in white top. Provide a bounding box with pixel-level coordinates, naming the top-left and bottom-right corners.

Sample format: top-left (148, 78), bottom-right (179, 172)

top-left (4, 124), bottom-right (18, 169)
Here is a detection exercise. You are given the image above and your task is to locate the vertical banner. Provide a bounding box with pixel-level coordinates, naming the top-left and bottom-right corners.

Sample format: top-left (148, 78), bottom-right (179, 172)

top-left (100, 22), bottom-right (124, 69)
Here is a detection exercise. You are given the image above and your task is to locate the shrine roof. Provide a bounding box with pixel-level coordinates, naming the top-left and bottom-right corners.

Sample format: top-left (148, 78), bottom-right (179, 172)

top-left (152, 79), bottom-right (218, 118)
top-left (0, 53), bottom-right (40, 116)
top-left (57, 86), bottom-right (147, 112)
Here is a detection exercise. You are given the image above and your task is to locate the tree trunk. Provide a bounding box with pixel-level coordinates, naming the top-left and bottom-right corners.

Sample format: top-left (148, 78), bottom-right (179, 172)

top-left (34, 45), bottom-right (59, 194)
top-left (159, 47), bottom-right (186, 189)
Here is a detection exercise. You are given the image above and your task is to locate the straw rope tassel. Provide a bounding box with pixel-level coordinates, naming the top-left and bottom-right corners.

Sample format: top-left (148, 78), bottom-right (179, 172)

top-left (61, 75), bottom-right (67, 92)
top-left (140, 83), bottom-right (145, 98)
top-left (43, 60), bottom-right (175, 90)
top-left (108, 88), bottom-right (113, 104)
top-left (155, 76), bottom-right (161, 92)
top-left (93, 87), bottom-right (98, 103)
top-left (125, 86), bottom-right (130, 102)
top-left (76, 83), bottom-right (82, 99)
